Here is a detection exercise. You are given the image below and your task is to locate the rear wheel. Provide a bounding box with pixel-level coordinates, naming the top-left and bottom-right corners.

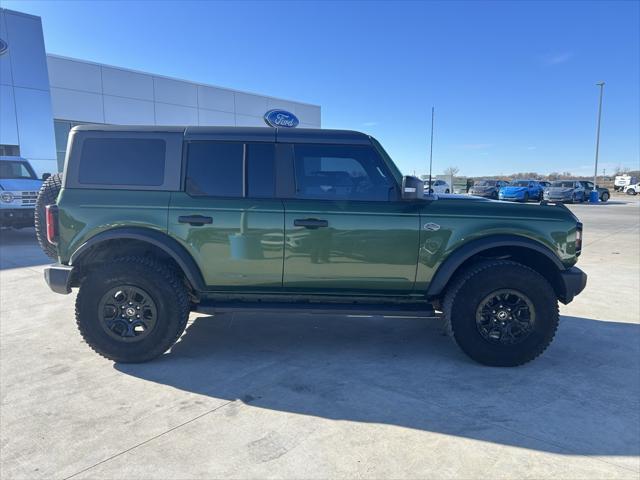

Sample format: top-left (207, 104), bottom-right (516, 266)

top-left (75, 257), bottom-right (190, 362)
top-left (445, 189), bottom-right (450, 194)
top-left (627, 188), bottom-right (637, 196)
top-left (34, 173), bottom-right (62, 259)
top-left (443, 260), bottom-right (559, 366)
top-left (522, 192), bottom-right (529, 202)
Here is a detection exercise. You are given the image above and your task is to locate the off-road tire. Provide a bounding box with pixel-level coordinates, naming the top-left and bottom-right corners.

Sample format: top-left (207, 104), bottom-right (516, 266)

top-left (75, 257), bottom-right (190, 363)
top-left (34, 173), bottom-right (62, 259)
top-left (443, 260), bottom-right (559, 366)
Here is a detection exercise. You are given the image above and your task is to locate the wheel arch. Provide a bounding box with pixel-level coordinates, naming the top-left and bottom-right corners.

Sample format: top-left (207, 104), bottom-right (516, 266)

top-left (426, 235), bottom-right (566, 301)
top-left (69, 227), bottom-right (206, 292)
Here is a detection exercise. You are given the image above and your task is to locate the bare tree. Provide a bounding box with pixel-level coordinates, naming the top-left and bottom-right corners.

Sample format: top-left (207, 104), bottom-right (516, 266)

top-left (444, 166), bottom-right (460, 177)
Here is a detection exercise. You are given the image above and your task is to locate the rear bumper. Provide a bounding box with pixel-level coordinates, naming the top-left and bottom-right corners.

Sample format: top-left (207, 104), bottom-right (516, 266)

top-left (558, 266), bottom-right (587, 304)
top-left (44, 264), bottom-right (73, 295)
top-left (0, 208), bottom-right (34, 227)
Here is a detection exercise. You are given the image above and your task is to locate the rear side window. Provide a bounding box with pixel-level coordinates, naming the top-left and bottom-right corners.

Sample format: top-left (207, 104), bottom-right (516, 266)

top-left (185, 141), bottom-right (275, 198)
top-left (78, 138), bottom-right (166, 186)
top-left (186, 142), bottom-right (243, 197)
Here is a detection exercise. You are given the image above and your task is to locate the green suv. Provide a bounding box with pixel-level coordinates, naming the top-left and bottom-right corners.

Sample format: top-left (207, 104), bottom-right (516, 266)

top-left (39, 125), bottom-right (586, 366)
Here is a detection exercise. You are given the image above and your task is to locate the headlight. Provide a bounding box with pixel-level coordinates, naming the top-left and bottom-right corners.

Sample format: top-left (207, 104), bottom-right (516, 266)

top-left (0, 192), bottom-right (14, 203)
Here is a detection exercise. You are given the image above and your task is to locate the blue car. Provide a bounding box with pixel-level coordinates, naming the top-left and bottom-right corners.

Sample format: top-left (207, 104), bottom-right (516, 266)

top-left (498, 179), bottom-right (544, 202)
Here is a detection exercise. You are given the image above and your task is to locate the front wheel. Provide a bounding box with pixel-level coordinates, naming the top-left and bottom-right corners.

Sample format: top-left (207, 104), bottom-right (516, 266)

top-left (627, 189), bottom-right (637, 196)
top-left (600, 192), bottom-right (610, 202)
top-left (445, 189), bottom-right (450, 194)
top-left (75, 257), bottom-right (190, 362)
top-left (443, 260), bottom-right (559, 366)
top-left (522, 192), bottom-right (529, 202)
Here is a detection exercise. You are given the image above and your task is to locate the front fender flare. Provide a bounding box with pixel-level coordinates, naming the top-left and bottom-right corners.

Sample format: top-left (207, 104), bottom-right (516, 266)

top-left (70, 227), bottom-right (206, 291)
top-left (425, 234), bottom-right (564, 297)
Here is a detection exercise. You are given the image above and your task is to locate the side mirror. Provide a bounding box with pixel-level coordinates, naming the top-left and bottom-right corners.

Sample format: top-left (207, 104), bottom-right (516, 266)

top-left (42, 173), bottom-right (51, 181)
top-left (402, 176), bottom-right (424, 200)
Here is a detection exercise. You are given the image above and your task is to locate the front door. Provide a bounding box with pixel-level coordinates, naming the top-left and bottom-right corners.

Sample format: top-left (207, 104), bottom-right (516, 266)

top-left (168, 141), bottom-right (284, 290)
top-left (281, 143), bottom-right (420, 294)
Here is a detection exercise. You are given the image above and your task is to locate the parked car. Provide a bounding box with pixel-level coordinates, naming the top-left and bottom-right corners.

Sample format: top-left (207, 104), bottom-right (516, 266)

top-left (39, 125), bottom-right (587, 367)
top-left (424, 179), bottom-right (450, 194)
top-left (543, 180), bottom-right (586, 203)
top-left (624, 183), bottom-right (639, 195)
top-left (614, 174), bottom-right (638, 192)
top-left (0, 156), bottom-right (47, 229)
top-left (498, 180), bottom-right (544, 202)
top-left (468, 179), bottom-right (509, 199)
top-left (578, 180), bottom-right (610, 202)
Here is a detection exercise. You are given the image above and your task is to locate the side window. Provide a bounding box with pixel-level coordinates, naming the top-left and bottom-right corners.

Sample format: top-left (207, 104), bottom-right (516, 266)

top-left (247, 143), bottom-right (276, 198)
top-left (78, 138), bottom-right (166, 186)
top-left (293, 144), bottom-right (392, 201)
top-left (186, 142), bottom-right (243, 196)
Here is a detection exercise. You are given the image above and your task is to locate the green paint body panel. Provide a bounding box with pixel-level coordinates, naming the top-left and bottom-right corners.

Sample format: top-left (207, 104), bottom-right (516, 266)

top-left (282, 199), bottom-right (421, 294)
top-left (56, 188), bottom-right (171, 263)
top-left (57, 187), bottom-right (579, 300)
top-left (167, 192), bottom-right (284, 290)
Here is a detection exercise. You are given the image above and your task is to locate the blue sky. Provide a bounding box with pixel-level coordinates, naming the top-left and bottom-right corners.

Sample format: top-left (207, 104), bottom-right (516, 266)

top-left (4, 0), bottom-right (639, 177)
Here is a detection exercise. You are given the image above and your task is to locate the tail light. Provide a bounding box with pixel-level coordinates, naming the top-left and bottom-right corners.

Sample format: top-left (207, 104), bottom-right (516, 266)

top-left (575, 222), bottom-right (583, 256)
top-left (45, 204), bottom-right (59, 245)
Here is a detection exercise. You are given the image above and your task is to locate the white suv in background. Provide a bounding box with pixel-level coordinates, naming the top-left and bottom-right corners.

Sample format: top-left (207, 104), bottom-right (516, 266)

top-left (425, 179), bottom-right (451, 194)
top-left (624, 183), bottom-right (639, 195)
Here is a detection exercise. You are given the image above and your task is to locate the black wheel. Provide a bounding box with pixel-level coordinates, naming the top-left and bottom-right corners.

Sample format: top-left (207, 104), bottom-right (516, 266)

top-left (491, 191), bottom-right (498, 199)
top-left (443, 260), bottom-right (559, 366)
top-left (75, 257), bottom-right (190, 362)
top-left (626, 189), bottom-right (636, 196)
top-left (34, 173), bottom-right (62, 259)
top-left (600, 192), bottom-right (609, 202)
top-left (445, 189), bottom-right (450, 194)
top-left (522, 192), bottom-right (529, 202)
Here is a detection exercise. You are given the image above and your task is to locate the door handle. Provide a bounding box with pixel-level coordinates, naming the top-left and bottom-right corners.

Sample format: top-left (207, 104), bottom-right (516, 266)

top-left (178, 215), bottom-right (213, 226)
top-left (294, 218), bottom-right (328, 229)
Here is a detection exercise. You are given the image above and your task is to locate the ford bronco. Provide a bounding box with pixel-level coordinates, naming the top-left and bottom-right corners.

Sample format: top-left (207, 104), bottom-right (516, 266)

top-left (38, 126), bottom-right (586, 366)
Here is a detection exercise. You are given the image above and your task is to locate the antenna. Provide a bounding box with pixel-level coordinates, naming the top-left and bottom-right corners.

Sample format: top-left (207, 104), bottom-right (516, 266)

top-left (428, 106), bottom-right (435, 192)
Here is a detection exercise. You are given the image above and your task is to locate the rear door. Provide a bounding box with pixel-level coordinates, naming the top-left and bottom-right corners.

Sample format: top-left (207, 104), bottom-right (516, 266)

top-left (281, 143), bottom-right (420, 294)
top-left (168, 140), bottom-right (284, 291)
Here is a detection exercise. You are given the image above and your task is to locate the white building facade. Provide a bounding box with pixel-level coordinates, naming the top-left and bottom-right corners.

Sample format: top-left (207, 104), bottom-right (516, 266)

top-left (0, 8), bottom-right (321, 176)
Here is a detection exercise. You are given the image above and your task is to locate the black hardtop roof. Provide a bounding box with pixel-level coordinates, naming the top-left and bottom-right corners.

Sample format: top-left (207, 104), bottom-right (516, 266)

top-left (71, 125), bottom-right (372, 145)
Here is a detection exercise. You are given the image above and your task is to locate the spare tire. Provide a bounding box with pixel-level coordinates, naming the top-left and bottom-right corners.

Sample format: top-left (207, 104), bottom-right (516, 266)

top-left (35, 173), bottom-right (62, 259)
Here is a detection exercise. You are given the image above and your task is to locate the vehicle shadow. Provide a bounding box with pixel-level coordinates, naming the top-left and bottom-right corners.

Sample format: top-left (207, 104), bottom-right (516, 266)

top-left (0, 228), bottom-right (50, 269)
top-left (115, 313), bottom-right (640, 459)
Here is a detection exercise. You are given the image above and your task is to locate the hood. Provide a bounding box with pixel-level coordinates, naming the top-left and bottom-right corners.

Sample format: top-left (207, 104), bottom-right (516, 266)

top-left (471, 185), bottom-right (494, 191)
top-left (501, 186), bottom-right (527, 193)
top-left (547, 187), bottom-right (573, 194)
top-left (0, 178), bottom-right (43, 191)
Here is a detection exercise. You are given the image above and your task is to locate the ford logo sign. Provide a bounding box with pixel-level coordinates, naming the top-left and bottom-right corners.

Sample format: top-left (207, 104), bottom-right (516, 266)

top-left (264, 109), bottom-right (299, 128)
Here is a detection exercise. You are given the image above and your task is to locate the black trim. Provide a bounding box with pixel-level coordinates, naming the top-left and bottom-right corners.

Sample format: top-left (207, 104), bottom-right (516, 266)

top-left (70, 227), bottom-right (206, 291)
top-left (558, 266), bottom-right (587, 304)
top-left (44, 264), bottom-right (73, 294)
top-left (426, 235), bottom-right (565, 297)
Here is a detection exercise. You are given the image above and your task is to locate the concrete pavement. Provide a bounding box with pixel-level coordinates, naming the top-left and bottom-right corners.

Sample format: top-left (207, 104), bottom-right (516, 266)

top-left (1, 196), bottom-right (638, 479)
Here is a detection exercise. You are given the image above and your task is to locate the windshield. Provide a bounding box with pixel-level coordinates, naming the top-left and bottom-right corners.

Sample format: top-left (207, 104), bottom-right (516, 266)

top-left (0, 161), bottom-right (37, 180)
top-left (474, 180), bottom-right (496, 187)
top-left (552, 181), bottom-right (575, 188)
top-left (512, 180), bottom-right (530, 186)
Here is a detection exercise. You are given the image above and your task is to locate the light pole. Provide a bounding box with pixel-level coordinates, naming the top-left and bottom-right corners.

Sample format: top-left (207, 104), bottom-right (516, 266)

top-left (591, 81), bottom-right (605, 203)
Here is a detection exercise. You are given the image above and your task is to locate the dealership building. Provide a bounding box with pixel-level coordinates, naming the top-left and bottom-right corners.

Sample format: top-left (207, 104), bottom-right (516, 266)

top-left (0, 8), bottom-right (321, 176)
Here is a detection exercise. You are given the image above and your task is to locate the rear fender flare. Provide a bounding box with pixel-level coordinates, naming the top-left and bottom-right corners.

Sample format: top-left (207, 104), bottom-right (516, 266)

top-left (70, 227), bottom-right (206, 291)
